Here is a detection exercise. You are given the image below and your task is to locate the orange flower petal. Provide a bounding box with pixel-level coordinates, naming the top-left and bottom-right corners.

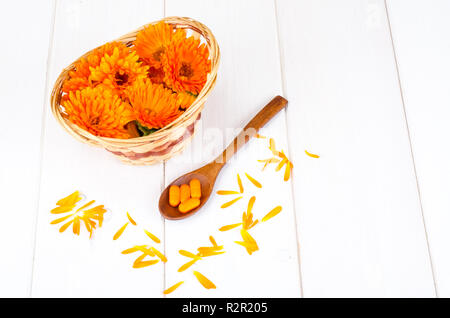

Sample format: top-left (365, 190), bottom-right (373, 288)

top-left (179, 250), bottom-right (200, 259)
top-left (127, 212), bottom-right (137, 226)
top-left (305, 150), bottom-right (320, 158)
top-left (209, 236), bottom-right (218, 247)
top-left (216, 190), bottom-right (240, 195)
top-left (133, 259), bottom-right (160, 269)
top-left (59, 219), bottom-right (74, 233)
top-left (76, 200), bottom-right (95, 212)
top-left (56, 191), bottom-right (82, 207)
top-left (50, 214), bottom-right (73, 225)
top-left (151, 247), bottom-right (167, 263)
top-left (113, 222), bottom-right (129, 240)
top-left (284, 162), bottom-right (292, 181)
top-left (193, 271), bottom-right (216, 289)
top-left (275, 158), bottom-right (288, 172)
top-left (236, 174), bottom-right (244, 193)
top-left (221, 196), bottom-right (243, 208)
top-left (245, 173), bottom-right (262, 188)
top-left (51, 205), bottom-right (76, 214)
top-left (144, 229), bottom-right (161, 244)
top-left (178, 259), bottom-right (198, 272)
top-left (247, 196), bottom-right (256, 214)
top-left (262, 206), bottom-right (283, 222)
top-left (219, 223), bottom-right (242, 231)
top-left (163, 281), bottom-right (184, 295)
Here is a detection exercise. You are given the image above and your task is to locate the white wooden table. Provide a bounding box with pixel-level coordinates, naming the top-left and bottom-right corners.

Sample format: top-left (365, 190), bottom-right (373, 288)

top-left (1, 0), bottom-right (449, 298)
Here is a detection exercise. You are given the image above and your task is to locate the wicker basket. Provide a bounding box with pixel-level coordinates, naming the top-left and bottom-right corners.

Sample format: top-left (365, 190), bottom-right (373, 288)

top-left (50, 17), bottom-right (220, 165)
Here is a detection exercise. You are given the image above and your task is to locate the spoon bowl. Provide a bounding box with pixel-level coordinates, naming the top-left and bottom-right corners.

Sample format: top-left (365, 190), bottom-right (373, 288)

top-left (158, 96), bottom-right (288, 220)
top-left (158, 162), bottom-right (223, 220)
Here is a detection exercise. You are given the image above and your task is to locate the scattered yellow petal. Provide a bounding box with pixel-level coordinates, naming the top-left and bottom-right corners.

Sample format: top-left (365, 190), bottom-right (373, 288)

top-left (305, 150), bottom-right (320, 158)
top-left (135, 246), bottom-right (155, 257)
top-left (59, 219), bottom-right (74, 233)
top-left (255, 134), bottom-right (266, 139)
top-left (197, 248), bottom-right (225, 257)
top-left (133, 253), bottom-right (147, 265)
top-left (197, 245), bottom-right (224, 253)
top-left (127, 212), bottom-right (137, 226)
top-left (144, 229), bottom-right (161, 243)
top-left (51, 205), bottom-right (76, 214)
top-left (76, 200), bottom-right (95, 212)
top-left (179, 250), bottom-right (200, 259)
top-left (221, 196), bottom-right (243, 208)
top-left (51, 193), bottom-right (107, 238)
top-left (237, 174), bottom-right (244, 193)
top-left (259, 157), bottom-right (280, 171)
top-left (50, 214), bottom-right (73, 225)
top-left (178, 259), bottom-right (198, 272)
top-left (262, 206), bottom-right (283, 222)
top-left (151, 247), bottom-right (167, 262)
top-left (193, 271), bottom-right (216, 289)
top-left (249, 219), bottom-right (259, 229)
top-left (245, 173), bottom-right (262, 188)
top-left (284, 162), bottom-right (292, 181)
top-left (73, 217), bottom-right (80, 235)
top-left (209, 236), bottom-right (218, 247)
top-left (56, 191), bottom-right (82, 207)
top-left (269, 138), bottom-right (276, 151)
top-left (242, 207), bottom-right (258, 230)
top-left (163, 281), bottom-right (184, 295)
top-left (121, 247), bottom-right (140, 254)
top-left (133, 259), bottom-right (159, 269)
top-left (241, 229), bottom-right (257, 246)
top-left (247, 196), bottom-right (256, 214)
top-left (216, 190), bottom-right (240, 195)
top-left (275, 158), bottom-right (288, 171)
top-left (236, 229), bottom-right (259, 255)
top-left (219, 223), bottom-right (242, 231)
top-left (113, 222), bottom-right (129, 240)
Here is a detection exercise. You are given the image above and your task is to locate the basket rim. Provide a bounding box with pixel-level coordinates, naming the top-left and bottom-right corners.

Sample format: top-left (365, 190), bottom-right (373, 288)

top-left (50, 16), bottom-right (220, 147)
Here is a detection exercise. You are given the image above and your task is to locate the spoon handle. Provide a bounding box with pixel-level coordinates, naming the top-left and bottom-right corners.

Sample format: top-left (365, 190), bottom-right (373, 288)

top-left (214, 95), bottom-right (288, 165)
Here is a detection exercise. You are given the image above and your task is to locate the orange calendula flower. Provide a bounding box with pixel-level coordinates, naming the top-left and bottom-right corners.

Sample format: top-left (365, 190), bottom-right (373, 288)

top-left (176, 91), bottom-right (197, 110)
top-left (127, 78), bottom-right (182, 129)
top-left (134, 21), bottom-right (186, 69)
top-left (62, 86), bottom-right (134, 139)
top-left (63, 42), bottom-right (130, 94)
top-left (89, 42), bottom-right (148, 93)
top-left (134, 22), bottom-right (185, 85)
top-left (162, 36), bottom-right (211, 94)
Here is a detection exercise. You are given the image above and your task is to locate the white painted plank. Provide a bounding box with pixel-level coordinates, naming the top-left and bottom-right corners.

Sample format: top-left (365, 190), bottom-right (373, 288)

top-left (31, 0), bottom-right (165, 297)
top-left (164, 0), bottom-right (301, 297)
top-left (0, 0), bottom-right (54, 297)
top-left (276, 0), bottom-right (435, 297)
top-left (386, 0), bottom-right (450, 297)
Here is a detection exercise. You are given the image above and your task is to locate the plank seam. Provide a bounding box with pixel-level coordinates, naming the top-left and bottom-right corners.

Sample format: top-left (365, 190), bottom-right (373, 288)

top-left (383, 0), bottom-right (438, 297)
top-left (162, 0), bottom-right (167, 298)
top-left (28, 0), bottom-right (58, 297)
top-left (273, 0), bottom-right (304, 298)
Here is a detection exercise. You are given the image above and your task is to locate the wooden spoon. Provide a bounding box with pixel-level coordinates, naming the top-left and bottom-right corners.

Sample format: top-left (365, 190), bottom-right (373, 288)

top-left (159, 95), bottom-right (288, 220)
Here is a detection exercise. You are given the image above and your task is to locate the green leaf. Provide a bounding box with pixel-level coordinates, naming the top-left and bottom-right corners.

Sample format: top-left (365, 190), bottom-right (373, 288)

top-left (136, 121), bottom-right (158, 136)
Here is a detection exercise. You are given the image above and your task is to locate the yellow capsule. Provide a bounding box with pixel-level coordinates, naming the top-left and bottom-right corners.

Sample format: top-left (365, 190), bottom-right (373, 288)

top-left (190, 179), bottom-right (202, 199)
top-left (178, 198), bottom-right (201, 213)
top-left (169, 185), bottom-right (180, 207)
top-left (180, 184), bottom-right (191, 203)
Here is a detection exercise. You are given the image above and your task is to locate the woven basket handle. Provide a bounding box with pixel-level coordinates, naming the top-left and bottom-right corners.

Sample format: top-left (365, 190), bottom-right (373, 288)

top-left (215, 95), bottom-right (288, 165)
